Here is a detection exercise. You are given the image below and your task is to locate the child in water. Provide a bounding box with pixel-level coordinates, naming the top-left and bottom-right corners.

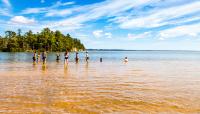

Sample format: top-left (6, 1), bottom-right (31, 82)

top-left (100, 58), bottom-right (103, 62)
top-left (85, 51), bottom-right (89, 62)
top-left (124, 57), bottom-right (128, 62)
top-left (37, 51), bottom-right (40, 63)
top-left (33, 51), bottom-right (36, 63)
top-left (56, 52), bottom-right (60, 61)
top-left (75, 52), bottom-right (79, 63)
top-left (42, 51), bottom-right (47, 64)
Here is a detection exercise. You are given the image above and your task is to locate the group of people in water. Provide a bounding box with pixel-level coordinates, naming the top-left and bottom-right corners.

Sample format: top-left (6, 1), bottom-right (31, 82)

top-left (33, 50), bottom-right (47, 64)
top-left (32, 50), bottom-right (90, 64)
top-left (33, 50), bottom-right (128, 64)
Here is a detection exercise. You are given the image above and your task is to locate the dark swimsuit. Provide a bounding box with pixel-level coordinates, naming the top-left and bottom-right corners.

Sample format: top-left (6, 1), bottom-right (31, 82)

top-left (43, 56), bottom-right (46, 59)
top-left (75, 57), bottom-right (79, 62)
top-left (33, 57), bottom-right (36, 61)
top-left (33, 54), bottom-right (36, 61)
top-left (42, 54), bottom-right (46, 61)
top-left (56, 54), bottom-right (60, 60)
top-left (56, 57), bottom-right (59, 61)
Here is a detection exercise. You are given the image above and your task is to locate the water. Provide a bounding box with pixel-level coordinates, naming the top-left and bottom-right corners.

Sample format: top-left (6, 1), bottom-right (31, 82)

top-left (1, 51), bottom-right (200, 63)
top-left (0, 51), bottom-right (200, 113)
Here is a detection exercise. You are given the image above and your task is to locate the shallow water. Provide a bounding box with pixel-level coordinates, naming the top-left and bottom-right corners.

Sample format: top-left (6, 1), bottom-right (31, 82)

top-left (0, 51), bottom-right (200, 113)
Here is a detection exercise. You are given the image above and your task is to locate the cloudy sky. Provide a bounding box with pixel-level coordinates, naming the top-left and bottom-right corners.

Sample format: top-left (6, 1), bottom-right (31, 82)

top-left (0, 0), bottom-right (200, 50)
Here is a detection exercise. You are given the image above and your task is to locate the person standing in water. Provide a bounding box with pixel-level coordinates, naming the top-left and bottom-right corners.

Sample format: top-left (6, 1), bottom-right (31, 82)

top-left (85, 51), bottom-right (89, 62)
top-left (37, 50), bottom-right (40, 63)
top-left (42, 51), bottom-right (47, 64)
top-left (56, 52), bottom-right (60, 62)
top-left (64, 50), bottom-right (69, 64)
top-left (75, 52), bottom-right (79, 63)
top-left (33, 50), bottom-right (36, 64)
top-left (100, 58), bottom-right (103, 62)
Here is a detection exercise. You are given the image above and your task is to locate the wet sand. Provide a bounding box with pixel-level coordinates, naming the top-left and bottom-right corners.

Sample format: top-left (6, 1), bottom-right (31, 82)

top-left (0, 61), bottom-right (200, 113)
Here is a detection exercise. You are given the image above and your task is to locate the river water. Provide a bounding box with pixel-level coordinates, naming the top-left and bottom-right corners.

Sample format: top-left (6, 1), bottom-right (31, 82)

top-left (0, 51), bottom-right (200, 113)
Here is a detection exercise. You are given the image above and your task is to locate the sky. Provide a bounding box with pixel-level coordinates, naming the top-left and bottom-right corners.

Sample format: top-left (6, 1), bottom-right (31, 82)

top-left (0, 0), bottom-right (200, 50)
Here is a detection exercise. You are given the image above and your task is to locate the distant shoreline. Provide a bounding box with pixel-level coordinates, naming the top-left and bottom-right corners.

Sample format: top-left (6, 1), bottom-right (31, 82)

top-left (86, 49), bottom-right (200, 52)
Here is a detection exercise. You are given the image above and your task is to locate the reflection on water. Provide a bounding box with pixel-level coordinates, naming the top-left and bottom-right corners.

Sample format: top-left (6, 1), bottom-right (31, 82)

top-left (42, 64), bottom-right (47, 71)
top-left (0, 51), bottom-right (200, 113)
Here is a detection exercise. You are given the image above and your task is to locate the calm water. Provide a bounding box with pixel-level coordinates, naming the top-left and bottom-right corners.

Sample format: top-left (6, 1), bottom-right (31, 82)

top-left (0, 51), bottom-right (200, 113)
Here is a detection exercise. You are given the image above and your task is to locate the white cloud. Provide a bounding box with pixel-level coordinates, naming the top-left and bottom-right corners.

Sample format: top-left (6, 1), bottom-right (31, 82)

top-left (5, 0), bottom-right (200, 40)
top-left (0, 8), bottom-right (11, 16)
top-left (44, 0), bottom-right (152, 30)
top-left (93, 30), bottom-right (112, 38)
top-left (22, 8), bottom-right (46, 14)
top-left (105, 32), bottom-right (112, 38)
top-left (2, 0), bottom-right (11, 7)
top-left (21, 8), bottom-right (45, 14)
top-left (128, 32), bottom-right (151, 40)
top-left (118, 1), bottom-right (200, 29)
top-left (22, 1), bottom-right (75, 15)
top-left (21, 0), bottom-right (152, 27)
top-left (93, 30), bottom-right (103, 38)
top-left (53, 1), bottom-right (75, 7)
top-left (10, 16), bottom-right (36, 25)
top-left (126, 23), bottom-right (200, 41)
top-left (45, 9), bottom-right (72, 17)
top-left (0, 0), bottom-right (12, 16)
top-left (158, 23), bottom-right (200, 40)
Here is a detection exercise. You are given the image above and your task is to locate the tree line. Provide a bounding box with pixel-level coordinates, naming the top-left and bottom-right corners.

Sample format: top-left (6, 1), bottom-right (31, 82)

top-left (0, 28), bottom-right (85, 52)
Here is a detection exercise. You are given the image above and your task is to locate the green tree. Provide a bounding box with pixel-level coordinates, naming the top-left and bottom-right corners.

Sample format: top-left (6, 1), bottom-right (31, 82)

top-left (0, 28), bottom-right (85, 52)
top-left (25, 30), bottom-right (37, 50)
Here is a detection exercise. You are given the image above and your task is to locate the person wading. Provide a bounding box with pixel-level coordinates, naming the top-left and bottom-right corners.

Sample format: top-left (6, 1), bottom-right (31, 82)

top-left (42, 51), bottom-right (47, 64)
top-left (75, 52), bottom-right (79, 63)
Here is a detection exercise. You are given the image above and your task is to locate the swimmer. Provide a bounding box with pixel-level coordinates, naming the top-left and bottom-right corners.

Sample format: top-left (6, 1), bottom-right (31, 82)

top-left (124, 57), bottom-right (128, 62)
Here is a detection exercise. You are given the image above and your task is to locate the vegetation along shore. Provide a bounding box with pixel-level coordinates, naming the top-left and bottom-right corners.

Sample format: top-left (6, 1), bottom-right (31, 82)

top-left (0, 28), bottom-right (85, 52)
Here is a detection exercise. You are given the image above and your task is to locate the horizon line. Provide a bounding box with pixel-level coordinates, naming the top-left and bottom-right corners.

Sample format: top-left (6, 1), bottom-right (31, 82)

top-left (86, 49), bottom-right (200, 51)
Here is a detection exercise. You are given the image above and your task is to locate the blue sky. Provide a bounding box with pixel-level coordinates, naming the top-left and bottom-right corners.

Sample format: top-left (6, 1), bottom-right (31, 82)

top-left (0, 0), bottom-right (200, 50)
